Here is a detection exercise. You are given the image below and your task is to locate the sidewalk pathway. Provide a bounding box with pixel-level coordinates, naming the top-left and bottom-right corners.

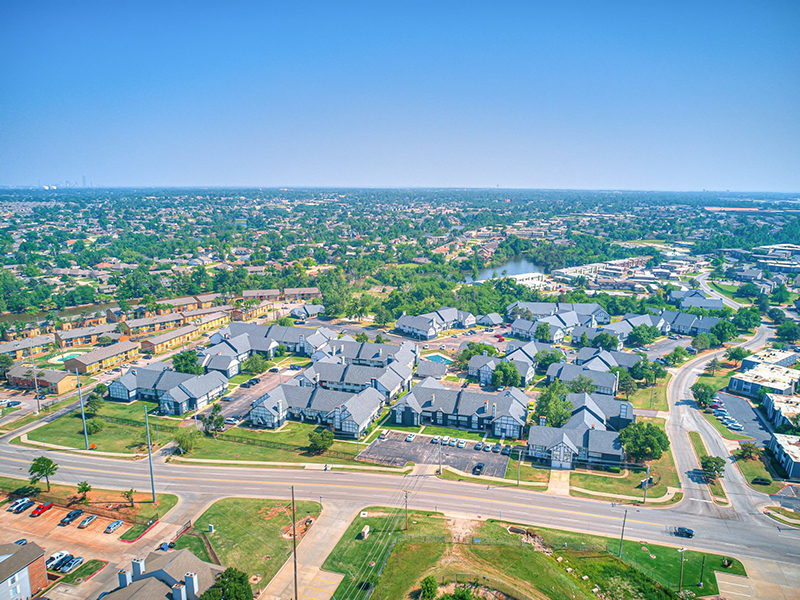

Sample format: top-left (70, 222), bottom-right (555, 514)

top-left (545, 469), bottom-right (570, 496)
top-left (260, 501), bottom-right (356, 600)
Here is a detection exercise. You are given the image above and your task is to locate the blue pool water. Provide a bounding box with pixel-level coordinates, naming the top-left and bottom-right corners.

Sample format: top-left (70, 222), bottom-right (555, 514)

top-left (426, 354), bottom-right (452, 365)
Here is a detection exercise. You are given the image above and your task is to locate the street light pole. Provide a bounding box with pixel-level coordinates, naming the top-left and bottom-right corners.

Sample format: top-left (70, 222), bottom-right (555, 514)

top-left (618, 509), bottom-right (628, 557)
top-left (144, 406), bottom-right (156, 503)
top-left (75, 369), bottom-right (89, 450)
top-left (405, 490), bottom-right (409, 531)
top-left (291, 486), bottom-right (299, 600)
top-left (678, 548), bottom-right (686, 592)
top-left (517, 447), bottom-right (522, 486)
top-left (643, 464), bottom-right (651, 503)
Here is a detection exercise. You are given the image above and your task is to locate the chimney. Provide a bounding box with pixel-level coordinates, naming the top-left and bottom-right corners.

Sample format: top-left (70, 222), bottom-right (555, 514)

top-left (118, 569), bottom-right (132, 589)
top-left (492, 403), bottom-right (497, 418)
top-left (185, 572), bottom-right (199, 600)
top-left (482, 350), bottom-right (488, 356)
top-left (539, 416), bottom-right (546, 427)
top-left (484, 399), bottom-right (488, 412)
top-left (431, 393), bottom-right (435, 403)
top-left (277, 398), bottom-right (283, 416)
top-left (132, 557), bottom-right (146, 579)
top-left (172, 583), bottom-right (187, 600)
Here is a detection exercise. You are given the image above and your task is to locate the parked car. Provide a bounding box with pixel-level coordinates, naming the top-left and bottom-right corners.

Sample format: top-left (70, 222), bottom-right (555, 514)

top-left (224, 417), bottom-right (238, 425)
top-left (78, 515), bottom-right (98, 529)
top-left (405, 433), bottom-right (416, 442)
top-left (457, 439), bottom-right (467, 448)
top-left (46, 551), bottom-right (69, 569)
top-left (474, 442), bottom-right (484, 451)
top-left (439, 345), bottom-right (446, 350)
top-left (60, 509), bottom-right (84, 526)
top-left (143, 354), bottom-right (153, 359)
top-left (6, 400), bottom-right (21, 408)
top-left (31, 502), bottom-right (54, 517)
top-left (483, 444), bottom-right (493, 452)
top-left (378, 431), bottom-right (388, 441)
top-left (13, 539), bottom-right (27, 546)
top-left (448, 438), bottom-right (457, 447)
top-left (13, 499), bottom-right (35, 514)
top-left (240, 382), bottom-right (252, 388)
top-left (501, 445), bottom-right (512, 456)
top-left (7, 497), bottom-right (30, 512)
top-left (675, 527), bottom-right (695, 539)
top-left (492, 443), bottom-right (502, 453)
top-left (290, 364), bottom-right (302, 370)
top-left (729, 424), bottom-right (744, 431)
top-left (431, 436), bottom-right (440, 444)
top-left (422, 344), bottom-right (430, 349)
top-left (61, 556), bottom-right (84, 573)
top-left (105, 520), bottom-right (124, 534)
top-left (251, 378), bottom-right (261, 384)
top-left (220, 396), bottom-right (232, 402)
top-left (752, 477), bottom-right (771, 485)
top-left (441, 436), bottom-right (451, 445)
top-left (472, 463), bottom-right (485, 476)
top-left (52, 554), bottom-right (74, 571)
top-left (269, 367), bottom-right (279, 373)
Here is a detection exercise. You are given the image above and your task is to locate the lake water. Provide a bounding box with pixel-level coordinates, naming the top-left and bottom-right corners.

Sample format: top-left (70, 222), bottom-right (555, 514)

top-left (463, 257), bottom-right (543, 283)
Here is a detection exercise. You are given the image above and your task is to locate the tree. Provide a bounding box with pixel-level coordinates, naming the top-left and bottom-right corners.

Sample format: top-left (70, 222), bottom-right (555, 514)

top-left (592, 332), bottom-right (619, 351)
top-left (85, 418), bottom-right (104, 435)
top-left (200, 404), bottom-right (225, 437)
top-left (619, 422), bottom-right (670, 462)
top-left (627, 324), bottom-right (659, 348)
top-left (533, 349), bottom-right (562, 373)
top-left (725, 346), bottom-right (750, 367)
top-left (777, 321), bottom-right (800, 343)
top-left (710, 321), bottom-right (737, 344)
top-left (768, 308), bottom-right (787, 324)
top-left (491, 360), bottom-right (521, 388)
top-left (97, 335), bottom-right (112, 346)
top-left (534, 380), bottom-right (573, 428)
top-left (308, 429), bottom-right (334, 454)
top-left (618, 372), bottom-right (638, 401)
top-left (455, 342), bottom-right (497, 371)
top-left (665, 346), bottom-right (688, 366)
top-left (735, 283), bottom-right (760, 298)
top-left (94, 383), bottom-right (108, 396)
top-left (420, 575), bottom-right (438, 600)
top-left (122, 488), bottom-right (136, 507)
top-left (0, 354), bottom-right (14, 377)
top-left (692, 333), bottom-right (711, 351)
top-left (242, 354), bottom-right (270, 374)
top-left (736, 442), bottom-right (762, 461)
top-left (274, 344), bottom-right (288, 357)
top-left (706, 357), bottom-right (721, 376)
top-left (567, 374), bottom-right (596, 394)
top-left (771, 284), bottom-right (791, 305)
top-left (200, 568), bottom-right (252, 600)
top-left (173, 350), bottom-right (204, 375)
top-left (354, 332), bottom-right (369, 343)
top-left (578, 332), bottom-right (590, 348)
top-left (174, 428), bottom-right (199, 454)
top-left (691, 382), bottom-right (716, 408)
top-left (701, 455), bottom-right (725, 482)
top-left (85, 393), bottom-right (104, 416)
top-left (29, 456), bottom-right (58, 491)
top-left (534, 322), bottom-right (550, 342)
top-left (732, 307), bottom-right (761, 331)
top-left (77, 481), bottom-right (92, 501)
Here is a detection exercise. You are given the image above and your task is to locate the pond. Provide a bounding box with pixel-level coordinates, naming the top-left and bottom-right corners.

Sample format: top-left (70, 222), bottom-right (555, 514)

top-left (463, 256), bottom-right (543, 283)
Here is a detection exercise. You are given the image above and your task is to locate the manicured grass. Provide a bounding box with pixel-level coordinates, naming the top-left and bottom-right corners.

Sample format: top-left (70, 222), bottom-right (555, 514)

top-left (417, 425), bottom-right (504, 443)
top-left (624, 373), bottom-right (671, 411)
top-left (710, 281), bottom-right (743, 303)
top-left (687, 432), bottom-right (727, 502)
top-left (187, 498), bottom-right (320, 585)
top-left (382, 423), bottom-right (423, 434)
top-left (700, 410), bottom-right (754, 441)
top-left (323, 507), bottom-right (449, 600)
top-left (173, 533), bottom-right (212, 562)
top-left (503, 458), bottom-right (551, 484)
top-left (228, 374), bottom-right (252, 385)
top-left (735, 455), bottom-right (785, 494)
top-left (58, 559), bottom-right (106, 586)
top-left (3, 395), bottom-right (79, 431)
top-left (533, 523), bottom-right (746, 596)
top-left (438, 466), bottom-right (547, 489)
top-left (118, 494), bottom-right (179, 540)
top-left (694, 368), bottom-right (735, 394)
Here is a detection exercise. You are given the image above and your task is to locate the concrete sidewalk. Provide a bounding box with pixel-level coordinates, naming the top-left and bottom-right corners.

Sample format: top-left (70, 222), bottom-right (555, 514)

top-left (261, 500), bottom-right (357, 600)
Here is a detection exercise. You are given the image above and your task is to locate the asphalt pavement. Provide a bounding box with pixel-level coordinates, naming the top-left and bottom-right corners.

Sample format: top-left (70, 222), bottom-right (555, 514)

top-left (715, 391), bottom-right (772, 447)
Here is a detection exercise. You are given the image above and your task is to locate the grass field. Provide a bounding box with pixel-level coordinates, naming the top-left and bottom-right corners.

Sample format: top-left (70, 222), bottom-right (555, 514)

top-left (694, 368), bottom-right (735, 394)
top-left (323, 507), bottom-right (449, 600)
top-left (570, 417), bottom-right (679, 499)
top-left (735, 455), bottom-right (785, 494)
top-left (687, 431), bottom-right (728, 502)
top-left (503, 458), bottom-right (551, 484)
top-left (175, 498), bottom-right (320, 585)
top-left (172, 533), bottom-right (212, 562)
top-left (2, 395), bottom-right (79, 431)
top-left (57, 559), bottom-right (107, 586)
top-left (625, 373), bottom-right (671, 411)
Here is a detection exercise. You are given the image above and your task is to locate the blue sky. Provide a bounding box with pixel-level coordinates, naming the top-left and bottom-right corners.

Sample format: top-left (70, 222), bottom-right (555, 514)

top-left (1, 1), bottom-right (798, 191)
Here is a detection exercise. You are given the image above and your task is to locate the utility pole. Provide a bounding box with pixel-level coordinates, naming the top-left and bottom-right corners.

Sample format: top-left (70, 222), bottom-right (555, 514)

top-left (76, 369), bottom-right (89, 450)
top-left (32, 373), bottom-right (41, 414)
top-left (698, 555), bottom-right (705, 588)
top-left (144, 406), bottom-right (156, 503)
top-left (643, 464), bottom-right (651, 503)
top-left (291, 486), bottom-right (299, 600)
top-left (618, 509), bottom-right (628, 557)
top-left (438, 439), bottom-right (442, 474)
top-left (405, 490), bottom-right (409, 531)
top-left (678, 548), bottom-right (686, 592)
top-left (517, 448), bottom-right (522, 486)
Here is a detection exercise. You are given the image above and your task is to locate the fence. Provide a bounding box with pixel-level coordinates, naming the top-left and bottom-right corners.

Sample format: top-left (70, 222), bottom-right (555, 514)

top-left (1, 487), bottom-right (155, 525)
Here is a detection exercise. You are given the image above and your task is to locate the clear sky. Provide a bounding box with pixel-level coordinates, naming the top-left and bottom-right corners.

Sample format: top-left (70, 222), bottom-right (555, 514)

top-left (1, 1), bottom-right (798, 191)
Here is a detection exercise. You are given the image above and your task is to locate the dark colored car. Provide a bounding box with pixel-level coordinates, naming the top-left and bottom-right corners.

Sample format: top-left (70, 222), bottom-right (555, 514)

top-left (752, 477), bottom-right (771, 485)
top-left (240, 382), bottom-right (252, 388)
top-left (52, 554), bottom-right (74, 571)
top-left (251, 378), bottom-right (261, 384)
top-left (473, 463), bottom-right (485, 476)
top-left (31, 502), bottom-right (54, 517)
top-left (60, 509), bottom-right (84, 526)
top-left (675, 527), bottom-right (695, 538)
top-left (290, 364), bottom-right (302, 370)
top-left (7, 400), bottom-right (21, 408)
top-left (501, 445), bottom-right (512, 456)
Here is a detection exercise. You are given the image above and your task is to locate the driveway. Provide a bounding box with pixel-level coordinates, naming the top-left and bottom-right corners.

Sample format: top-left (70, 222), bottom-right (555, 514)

top-left (715, 391), bottom-right (772, 447)
top-left (358, 430), bottom-right (510, 476)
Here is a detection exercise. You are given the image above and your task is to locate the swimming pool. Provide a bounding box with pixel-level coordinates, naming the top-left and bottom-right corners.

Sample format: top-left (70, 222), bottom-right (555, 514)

top-left (50, 351), bottom-right (84, 363)
top-left (425, 354), bottom-right (452, 365)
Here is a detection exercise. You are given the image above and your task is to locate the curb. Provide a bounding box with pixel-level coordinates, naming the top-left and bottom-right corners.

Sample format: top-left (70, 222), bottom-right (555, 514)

top-left (120, 519), bottom-right (159, 543)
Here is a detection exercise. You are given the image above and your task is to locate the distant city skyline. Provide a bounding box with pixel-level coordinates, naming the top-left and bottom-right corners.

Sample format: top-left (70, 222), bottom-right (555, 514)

top-left (1, 1), bottom-right (798, 192)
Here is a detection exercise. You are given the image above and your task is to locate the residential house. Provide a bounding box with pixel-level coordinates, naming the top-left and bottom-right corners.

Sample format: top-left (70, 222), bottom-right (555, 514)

top-left (415, 359), bottom-right (447, 379)
top-left (0, 335), bottom-right (54, 360)
top-left (0, 541), bottom-right (47, 600)
top-left (506, 301), bottom-right (610, 325)
top-left (156, 296), bottom-right (201, 314)
top-left (192, 311), bottom-right (230, 333)
top-left (140, 325), bottom-right (199, 355)
top-left (206, 323), bottom-right (336, 359)
top-left (283, 287), bottom-right (321, 301)
top-left (231, 300), bottom-right (272, 321)
top-left (123, 314), bottom-right (184, 335)
top-left (290, 305), bottom-right (325, 320)
top-left (467, 354), bottom-right (534, 386)
top-left (249, 383), bottom-right (384, 438)
top-left (311, 339), bottom-right (418, 368)
top-left (511, 310), bottom-right (593, 343)
top-left (396, 307), bottom-right (476, 340)
top-left (55, 324), bottom-right (118, 348)
top-left (569, 326), bottom-right (623, 350)
top-left (654, 309), bottom-right (720, 336)
top-left (101, 549), bottom-right (224, 600)
top-left (527, 392), bottom-right (635, 469)
top-left (5, 363), bottom-right (77, 395)
top-left (64, 341), bottom-right (139, 374)
top-left (391, 378), bottom-right (528, 439)
top-left (574, 348), bottom-right (642, 373)
top-left (242, 289), bottom-right (281, 301)
top-left (476, 313), bottom-right (503, 327)
top-left (297, 357), bottom-right (412, 399)
top-left (769, 434), bottom-right (800, 479)
top-left (546, 363), bottom-right (619, 396)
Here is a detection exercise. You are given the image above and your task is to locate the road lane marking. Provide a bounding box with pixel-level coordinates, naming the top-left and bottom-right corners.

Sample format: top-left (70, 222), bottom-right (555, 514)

top-left (721, 581), bottom-right (749, 588)
top-left (718, 590), bottom-right (751, 597)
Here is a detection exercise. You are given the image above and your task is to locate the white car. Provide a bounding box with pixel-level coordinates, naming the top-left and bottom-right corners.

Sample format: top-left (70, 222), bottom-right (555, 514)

top-left (439, 345), bottom-right (446, 350)
top-left (457, 439), bottom-right (467, 448)
top-left (46, 551), bottom-right (69, 569)
top-left (405, 433), bottom-right (416, 442)
top-left (441, 436), bottom-right (451, 445)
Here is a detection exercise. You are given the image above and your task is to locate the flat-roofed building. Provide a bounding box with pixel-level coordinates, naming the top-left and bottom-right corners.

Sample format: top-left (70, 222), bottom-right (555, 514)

top-left (769, 433), bottom-right (800, 479)
top-left (728, 363), bottom-right (800, 398)
top-left (764, 393), bottom-right (800, 429)
top-left (742, 348), bottom-right (798, 370)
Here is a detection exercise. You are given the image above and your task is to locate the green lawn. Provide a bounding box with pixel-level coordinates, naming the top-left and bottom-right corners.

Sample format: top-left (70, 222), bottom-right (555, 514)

top-left (417, 425), bottom-right (505, 443)
top-left (2, 395), bottom-right (79, 431)
top-left (438, 467), bottom-right (547, 489)
top-left (179, 498), bottom-right (320, 585)
top-left (534, 524), bottom-right (746, 596)
top-left (687, 432), bottom-right (727, 502)
top-left (323, 507), bottom-right (449, 600)
top-left (735, 455), bottom-right (785, 494)
top-left (624, 373), bottom-right (671, 411)
top-left (571, 417), bottom-right (678, 500)
top-left (700, 410), bottom-right (754, 441)
top-left (503, 458), bottom-right (551, 484)
top-left (172, 533), bottom-right (212, 562)
top-left (228, 374), bottom-right (252, 385)
top-left (57, 559), bottom-right (107, 586)
top-left (694, 368), bottom-right (735, 394)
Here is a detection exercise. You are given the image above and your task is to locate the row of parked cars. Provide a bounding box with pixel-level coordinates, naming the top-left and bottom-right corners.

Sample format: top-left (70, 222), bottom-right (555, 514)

top-left (709, 398), bottom-right (745, 431)
top-left (401, 432), bottom-right (515, 456)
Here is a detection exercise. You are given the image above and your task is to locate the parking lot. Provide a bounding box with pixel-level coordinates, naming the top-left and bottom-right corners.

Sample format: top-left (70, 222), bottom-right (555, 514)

top-left (715, 392), bottom-right (771, 446)
top-left (358, 430), bottom-right (511, 477)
